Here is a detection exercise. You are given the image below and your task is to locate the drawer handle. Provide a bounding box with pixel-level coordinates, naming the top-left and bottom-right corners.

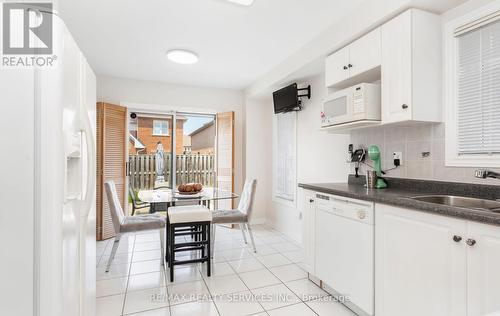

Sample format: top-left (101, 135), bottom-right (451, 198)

top-left (357, 210), bottom-right (366, 220)
top-left (402, 104), bottom-right (409, 109)
top-left (466, 239), bottom-right (476, 247)
top-left (453, 235), bottom-right (462, 243)
top-left (348, 64), bottom-right (353, 68)
top-left (343, 65), bottom-right (348, 70)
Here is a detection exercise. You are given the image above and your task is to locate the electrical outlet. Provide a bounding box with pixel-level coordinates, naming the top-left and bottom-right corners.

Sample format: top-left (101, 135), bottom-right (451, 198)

top-left (393, 152), bottom-right (403, 166)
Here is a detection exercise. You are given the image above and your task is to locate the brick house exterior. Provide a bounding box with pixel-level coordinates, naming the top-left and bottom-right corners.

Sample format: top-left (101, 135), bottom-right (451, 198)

top-left (129, 116), bottom-right (185, 154)
top-left (189, 120), bottom-right (215, 154)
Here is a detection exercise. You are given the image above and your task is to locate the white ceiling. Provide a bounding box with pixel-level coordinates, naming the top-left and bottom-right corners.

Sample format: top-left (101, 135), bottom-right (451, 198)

top-left (58, 0), bottom-right (365, 89)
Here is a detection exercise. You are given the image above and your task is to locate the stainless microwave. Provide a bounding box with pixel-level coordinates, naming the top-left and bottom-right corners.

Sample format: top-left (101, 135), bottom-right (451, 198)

top-left (321, 83), bottom-right (381, 128)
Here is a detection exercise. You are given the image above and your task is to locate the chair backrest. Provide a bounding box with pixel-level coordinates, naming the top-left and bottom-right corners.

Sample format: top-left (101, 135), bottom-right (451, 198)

top-left (237, 179), bottom-right (256, 217)
top-left (129, 186), bottom-right (141, 207)
top-left (104, 180), bottom-right (126, 234)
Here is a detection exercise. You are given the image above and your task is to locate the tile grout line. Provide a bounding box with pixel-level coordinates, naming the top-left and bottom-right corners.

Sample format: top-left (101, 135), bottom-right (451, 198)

top-left (223, 249), bottom-right (268, 315)
top-left (250, 229), bottom-right (322, 316)
top-left (121, 233), bottom-right (137, 316)
top-left (99, 225), bottom-right (308, 316)
top-left (121, 230), bottom-right (172, 315)
top-left (221, 229), bottom-right (311, 314)
top-left (250, 255), bottom-right (310, 314)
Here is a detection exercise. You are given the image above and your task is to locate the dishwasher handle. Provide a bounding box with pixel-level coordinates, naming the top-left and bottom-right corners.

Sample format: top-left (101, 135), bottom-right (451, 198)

top-left (317, 205), bottom-right (373, 224)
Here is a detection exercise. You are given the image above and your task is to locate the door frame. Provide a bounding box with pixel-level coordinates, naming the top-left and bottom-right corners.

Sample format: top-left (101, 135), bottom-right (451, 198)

top-left (126, 108), bottom-right (176, 199)
top-left (125, 105), bottom-right (222, 210)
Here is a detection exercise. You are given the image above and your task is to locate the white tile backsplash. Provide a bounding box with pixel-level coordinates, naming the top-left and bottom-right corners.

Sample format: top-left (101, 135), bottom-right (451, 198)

top-left (350, 123), bottom-right (500, 185)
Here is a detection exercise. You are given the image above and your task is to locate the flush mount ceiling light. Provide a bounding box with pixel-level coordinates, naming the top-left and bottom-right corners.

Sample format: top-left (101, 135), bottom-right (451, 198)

top-left (225, 0), bottom-right (255, 6)
top-left (166, 49), bottom-right (199, 64)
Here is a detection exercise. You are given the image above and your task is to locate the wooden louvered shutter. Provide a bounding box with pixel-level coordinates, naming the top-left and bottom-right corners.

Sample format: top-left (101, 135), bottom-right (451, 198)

top-left (96, 102), bottom-right (127, 240)
top-left (216, 112), bottom-right (235, 210)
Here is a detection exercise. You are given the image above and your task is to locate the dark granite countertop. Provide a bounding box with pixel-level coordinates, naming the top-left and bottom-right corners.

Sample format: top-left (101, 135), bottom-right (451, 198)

top-left (299, 176), bottom-right (500, 226)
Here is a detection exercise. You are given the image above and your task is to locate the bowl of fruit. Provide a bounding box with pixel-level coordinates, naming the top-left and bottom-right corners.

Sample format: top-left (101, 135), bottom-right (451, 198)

top-left (176, 183), bottom-right (203, 195)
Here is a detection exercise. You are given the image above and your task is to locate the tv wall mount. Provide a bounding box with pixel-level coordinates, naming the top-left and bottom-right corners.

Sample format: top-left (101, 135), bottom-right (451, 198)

top-left (298, 85), bottom-right (311, 100)
top-left (291, 85), bottom-right (311, 111)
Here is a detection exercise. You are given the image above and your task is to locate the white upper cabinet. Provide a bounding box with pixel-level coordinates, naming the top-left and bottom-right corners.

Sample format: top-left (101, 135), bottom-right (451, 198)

top-left (325, 28), bottom-right (381, 88)
top-left (325, 46), bottom-right (350, 88)
top-left (349, 28), bottom-right (381, 79)
top-left (375, 204), bottom-right (467, 316)
top-left (466, 222), bottom-right (500, 316)
top-left (381, 9), bottom-right (442, 124)
top-left (324, 9), bottom-right (443, 129)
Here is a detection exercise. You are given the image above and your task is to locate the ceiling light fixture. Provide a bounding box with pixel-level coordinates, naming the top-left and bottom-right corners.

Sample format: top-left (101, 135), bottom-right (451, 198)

top-left (166, 49), bottom-right (199, 64)
top-left (226, 0), bottom-right (255, 6)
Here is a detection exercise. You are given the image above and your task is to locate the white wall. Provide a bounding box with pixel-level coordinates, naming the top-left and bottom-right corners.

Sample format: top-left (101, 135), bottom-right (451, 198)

top-left (442, 0), bottom-right (495, 21)
top-left (244, 97), bottom-right (273, 224)
top-left (245, 0), bottom-right (466, 98)
top-left (96, 76), bottom-right (248, 211)
top-left (245, 75), bottom-right (350, 242)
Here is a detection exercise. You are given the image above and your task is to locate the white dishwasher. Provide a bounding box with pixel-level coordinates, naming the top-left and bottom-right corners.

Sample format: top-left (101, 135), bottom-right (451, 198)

top-left (315, 193), bottom-right (374, 316)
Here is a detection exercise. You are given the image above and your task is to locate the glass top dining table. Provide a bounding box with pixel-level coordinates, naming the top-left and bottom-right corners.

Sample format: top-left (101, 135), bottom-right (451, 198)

top-left (138, 187), bottom-right (239, 212)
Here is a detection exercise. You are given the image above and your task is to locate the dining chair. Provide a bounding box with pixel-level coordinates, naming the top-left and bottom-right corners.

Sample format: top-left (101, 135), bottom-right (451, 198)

top-left (104, 181), bottom-right (166, 272)
top-left (129, 186), bottom-right (150, 216)
top-left (211, 179), bottom-right (257, 254)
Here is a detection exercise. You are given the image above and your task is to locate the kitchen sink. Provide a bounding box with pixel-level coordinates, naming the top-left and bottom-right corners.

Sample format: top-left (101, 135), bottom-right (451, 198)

top-left (409, 195), bottom-right (500, 212)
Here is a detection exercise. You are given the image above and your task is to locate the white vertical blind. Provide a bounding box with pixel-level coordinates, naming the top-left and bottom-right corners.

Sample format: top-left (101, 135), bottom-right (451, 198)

top-left (275, 111), bottom-right (296, 201)
top-left (457, 19), bottom-right (500, 155)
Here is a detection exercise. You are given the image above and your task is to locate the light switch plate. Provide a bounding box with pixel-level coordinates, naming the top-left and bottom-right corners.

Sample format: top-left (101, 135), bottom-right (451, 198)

top-left (393, 152), bottom-right (403, 166)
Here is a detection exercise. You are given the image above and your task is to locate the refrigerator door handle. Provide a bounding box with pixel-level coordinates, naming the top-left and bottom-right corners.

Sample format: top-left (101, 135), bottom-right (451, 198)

top-left (81, 109), bottom-right (96, 217)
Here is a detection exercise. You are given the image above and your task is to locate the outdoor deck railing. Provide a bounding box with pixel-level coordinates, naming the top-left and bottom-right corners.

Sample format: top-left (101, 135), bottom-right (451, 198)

top-left (128, 153), bottom-right (216, 190)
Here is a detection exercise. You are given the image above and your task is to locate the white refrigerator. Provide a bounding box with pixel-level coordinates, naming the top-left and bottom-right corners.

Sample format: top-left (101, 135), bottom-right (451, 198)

top-left (0, 14), bottom-right (97, 316)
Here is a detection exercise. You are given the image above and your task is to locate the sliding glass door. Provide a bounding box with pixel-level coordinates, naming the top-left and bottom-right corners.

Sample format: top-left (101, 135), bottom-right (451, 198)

top-left (175, 113), bottom-right (217, 189)
top-left (128, 111), bottom-right (217, 189)
top-left (128, 112), bottom-right (175, 191)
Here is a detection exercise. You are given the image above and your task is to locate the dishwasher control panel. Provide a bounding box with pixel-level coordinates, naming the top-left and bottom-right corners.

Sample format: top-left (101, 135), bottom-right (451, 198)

top-left (315, 193), bottom-right (374, 224)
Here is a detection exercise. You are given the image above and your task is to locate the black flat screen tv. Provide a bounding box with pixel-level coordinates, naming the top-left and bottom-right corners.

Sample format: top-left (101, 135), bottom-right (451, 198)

top-left (273, 83), bottom-right (298, 114)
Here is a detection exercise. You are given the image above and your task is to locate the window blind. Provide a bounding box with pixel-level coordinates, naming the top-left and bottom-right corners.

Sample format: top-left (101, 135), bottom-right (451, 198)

top-left (275, 112), bottom-right (296, 201)
top-left (457, 19), bottom-right (500, 155)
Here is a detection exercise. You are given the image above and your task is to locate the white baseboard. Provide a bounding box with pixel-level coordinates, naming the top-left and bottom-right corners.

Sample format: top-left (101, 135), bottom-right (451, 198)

top-left (265, 220), bottom-right (302, 244)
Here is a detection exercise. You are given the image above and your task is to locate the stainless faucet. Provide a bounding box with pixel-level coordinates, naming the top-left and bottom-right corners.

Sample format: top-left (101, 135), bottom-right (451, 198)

top-left (475, 169), bottom-right (500, 179)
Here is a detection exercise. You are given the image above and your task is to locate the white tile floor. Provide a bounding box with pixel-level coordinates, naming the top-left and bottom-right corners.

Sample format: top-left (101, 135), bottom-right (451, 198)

top-left (96, 224), bottom-right (356, 316)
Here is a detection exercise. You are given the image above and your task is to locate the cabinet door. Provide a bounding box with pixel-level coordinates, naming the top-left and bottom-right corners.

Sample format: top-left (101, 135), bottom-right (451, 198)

top-left (349, 28), bottom-right (381, 78)
top-left (467, 222), bottom-right (500, 316)
top-left (375, 204), bottom-right (467, 316)
top-left (301, 191), bottom-right (316, 274)
top-left (381, 10), bottom-right (413, 123)
top-left (325, 47), bottom-right (349, 87)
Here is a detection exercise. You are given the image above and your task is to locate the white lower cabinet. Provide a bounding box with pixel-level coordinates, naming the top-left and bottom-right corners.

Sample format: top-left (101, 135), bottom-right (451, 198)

top-left (467, 222), bottom-right (500, 316)
top-left (376, 204), bottom-right (500, 316)
top-left (375, 204), bottom-right (466, 316)
top-left (302, 191), bottom-right (316, 275)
